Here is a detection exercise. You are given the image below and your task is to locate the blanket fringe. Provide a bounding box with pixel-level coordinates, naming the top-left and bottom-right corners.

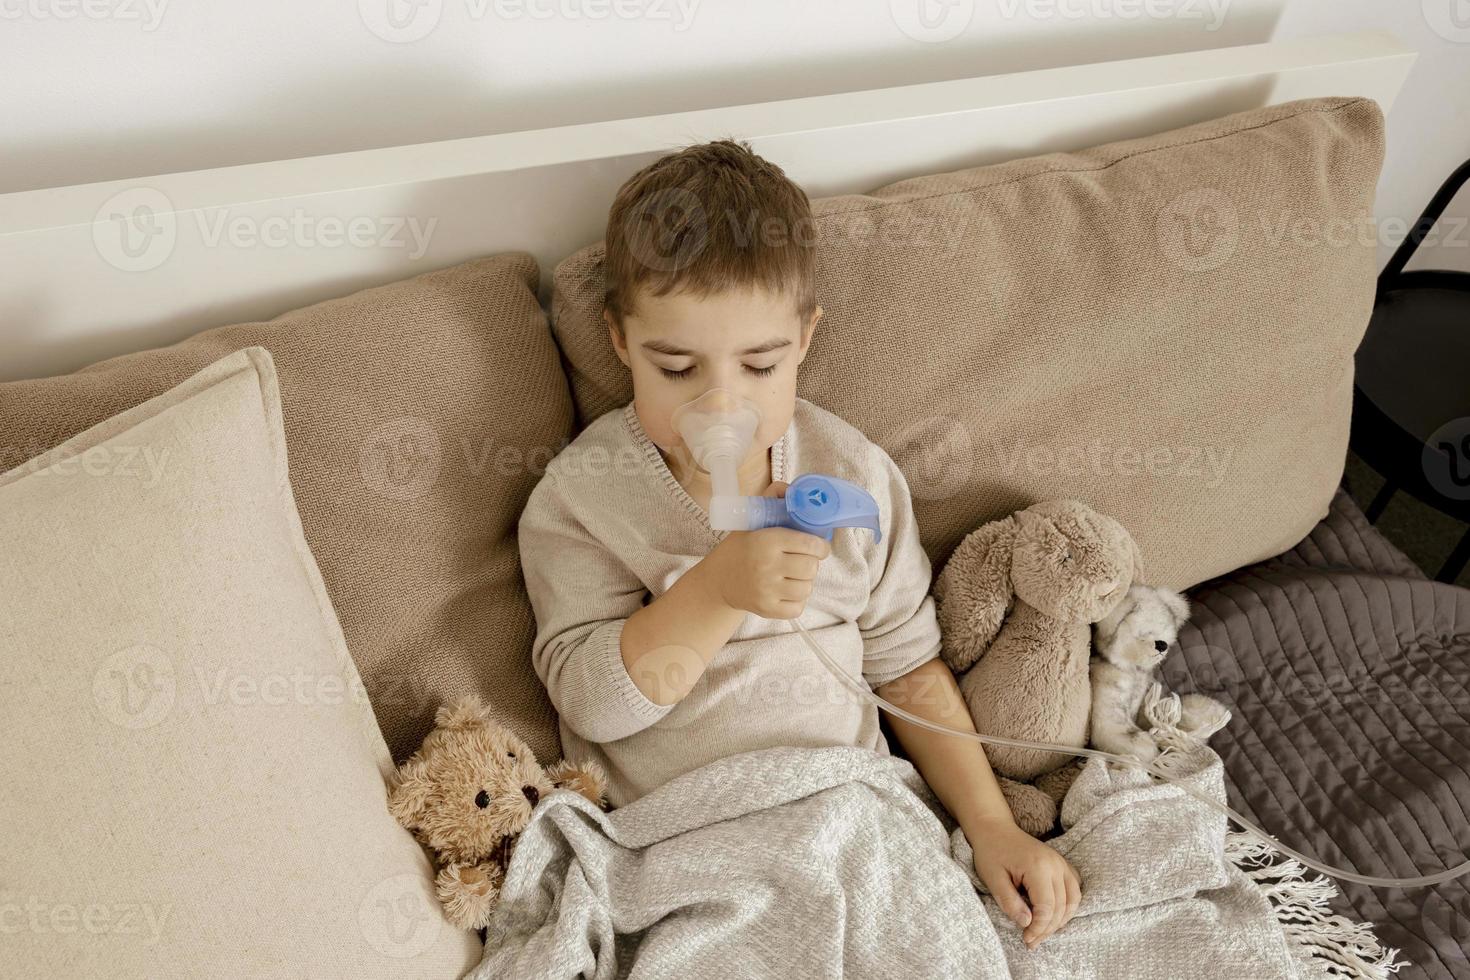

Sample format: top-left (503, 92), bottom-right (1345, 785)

top-left (1225, 831), bottom-right (1406, 979)
top-left (1140, 683), bottom-right (1407, 980)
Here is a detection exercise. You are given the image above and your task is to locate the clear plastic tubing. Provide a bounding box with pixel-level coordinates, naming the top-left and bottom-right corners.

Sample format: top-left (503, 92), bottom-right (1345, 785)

top-left (786, 616), bottom-right (1470, 890)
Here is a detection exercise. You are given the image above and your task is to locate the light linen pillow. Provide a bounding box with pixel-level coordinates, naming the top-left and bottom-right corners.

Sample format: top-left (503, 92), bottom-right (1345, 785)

top-left (0, 348), bottom-right (479, 978)
top-left (549, 96), bottom-right (1386, 590)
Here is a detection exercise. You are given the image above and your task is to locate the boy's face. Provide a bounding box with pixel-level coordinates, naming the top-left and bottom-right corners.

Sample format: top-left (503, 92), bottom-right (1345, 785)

top-left (606, 284), bottom-right (821, 476)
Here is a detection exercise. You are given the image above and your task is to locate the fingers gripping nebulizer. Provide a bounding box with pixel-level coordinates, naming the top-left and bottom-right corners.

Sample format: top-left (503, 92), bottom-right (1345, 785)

top-left (668, 386), bottom-right (1470, 889)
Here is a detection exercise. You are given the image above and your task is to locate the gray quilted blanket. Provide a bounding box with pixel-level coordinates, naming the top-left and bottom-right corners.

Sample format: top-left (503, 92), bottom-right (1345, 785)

top-left (467, 688), bottom-right (1395, 979)
top-left (1169, 487), bottom-right (1470, 979)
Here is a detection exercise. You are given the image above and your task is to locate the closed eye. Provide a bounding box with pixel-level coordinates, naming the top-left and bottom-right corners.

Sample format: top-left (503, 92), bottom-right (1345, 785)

top-left (658, 364), bottom-right (777, 380)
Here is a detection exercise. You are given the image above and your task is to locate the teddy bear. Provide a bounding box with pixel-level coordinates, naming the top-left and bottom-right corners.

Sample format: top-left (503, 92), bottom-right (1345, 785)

top-left (387, 694), bottom-right (609, 931)
top-left (932, 499), bottom-right (1143, 838)
top-left (1091, 584), bottom-right (1231, 764)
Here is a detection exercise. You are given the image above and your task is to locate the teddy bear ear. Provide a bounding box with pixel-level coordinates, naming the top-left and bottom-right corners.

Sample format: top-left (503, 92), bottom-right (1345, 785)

top-left (1162, 589), bottom-right (1190, 627)
top-left (387, 756), bottom-right (433, 831)
top-left (434, 694), bottom-right (491, 732)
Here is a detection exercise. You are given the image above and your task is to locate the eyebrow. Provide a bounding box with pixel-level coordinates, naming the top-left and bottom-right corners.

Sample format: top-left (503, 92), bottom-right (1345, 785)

top-left (640, 337), bottom-right (792, 357)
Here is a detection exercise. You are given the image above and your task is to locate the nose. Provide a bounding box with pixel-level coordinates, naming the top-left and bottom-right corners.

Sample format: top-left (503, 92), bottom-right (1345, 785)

top-left (1154, 640), bottom-right (1169, 652)
top-left (522, 785), bottom-right (539, 807)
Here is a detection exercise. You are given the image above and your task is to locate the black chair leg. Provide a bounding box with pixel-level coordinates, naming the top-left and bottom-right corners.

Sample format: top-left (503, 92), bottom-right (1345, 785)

top-left (1438, 527), bottom-right (1470, 584)
top-left (1365, 481), bottom-right (1396, 524)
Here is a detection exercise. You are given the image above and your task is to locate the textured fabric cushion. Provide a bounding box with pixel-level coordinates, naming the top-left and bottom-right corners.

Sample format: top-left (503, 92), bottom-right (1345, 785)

top-left (0, 348), bottom-right (479, 977)
top-left (549, 96), bottom-right (1386, 590)
top-left (0, 255), bottom-right (571, 764)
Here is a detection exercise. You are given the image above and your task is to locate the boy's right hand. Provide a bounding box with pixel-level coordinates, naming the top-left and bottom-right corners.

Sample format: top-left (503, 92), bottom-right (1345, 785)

top-left (698, 480), bottom-right (832, 620)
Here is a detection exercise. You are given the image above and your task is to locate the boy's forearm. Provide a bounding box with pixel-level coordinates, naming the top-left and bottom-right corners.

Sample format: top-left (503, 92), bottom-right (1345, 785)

top-left (620, 559), bottom-right (745, 706)
top-left (875, 657), bottom-right (1019, 836)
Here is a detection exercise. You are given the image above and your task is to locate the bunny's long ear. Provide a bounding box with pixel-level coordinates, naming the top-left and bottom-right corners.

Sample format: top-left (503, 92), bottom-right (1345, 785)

top-left (1125, 530), bottom-right (1147, 587)
top-left (387, 755), bottom-right (433, 831)
top-left (934, 516), bottom-right (1018, 674)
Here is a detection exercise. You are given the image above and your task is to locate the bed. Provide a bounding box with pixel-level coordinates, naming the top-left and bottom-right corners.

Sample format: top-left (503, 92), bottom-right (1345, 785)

top-left (4, 27), bottom-right (1466, 980)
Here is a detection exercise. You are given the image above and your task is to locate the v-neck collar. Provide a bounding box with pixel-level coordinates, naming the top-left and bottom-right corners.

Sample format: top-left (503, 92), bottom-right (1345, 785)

top-left (623, 401), bottom-right (791, 542)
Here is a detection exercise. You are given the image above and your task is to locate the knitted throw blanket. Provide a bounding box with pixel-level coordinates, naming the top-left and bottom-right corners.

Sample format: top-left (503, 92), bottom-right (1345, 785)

top-left (470, 684), bottom-right (1401, 979)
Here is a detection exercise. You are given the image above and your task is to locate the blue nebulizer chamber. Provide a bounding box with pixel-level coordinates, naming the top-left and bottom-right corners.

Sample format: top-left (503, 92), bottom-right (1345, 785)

top-left (735, 473), bottom-right (882, 543)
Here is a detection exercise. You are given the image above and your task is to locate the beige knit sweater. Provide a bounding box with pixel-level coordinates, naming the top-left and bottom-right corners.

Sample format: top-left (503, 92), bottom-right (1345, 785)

top-left (516, 396), bottom-right (943, 808)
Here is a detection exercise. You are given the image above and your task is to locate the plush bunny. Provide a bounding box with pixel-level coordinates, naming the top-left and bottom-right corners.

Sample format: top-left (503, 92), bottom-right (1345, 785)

top-left (932, 499), bottom-right (1143, 838)
top-left (387, 694), bottom-right (608, 930)
top-left (1091, 584), bottom-right (1231, 764)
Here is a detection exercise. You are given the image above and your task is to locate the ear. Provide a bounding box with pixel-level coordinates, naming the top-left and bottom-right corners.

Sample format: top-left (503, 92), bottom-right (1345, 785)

top-left (1124, 531), bottom-right (1146, 586)
top-left (1095, 587), bottom-right (1137, 636)
top-left (546, 758), bottom-right (609, 809)
top-left (798, 305), bottom-right (822, 362)
top-left (435, 695), bottom-right (490, 732)
top-left (934, 516), bottom-right (1018, 673)
top-left (387, 755), bottom-right (433, 831)
top-left (1161, 589), bottom-right (1190, 628)
top-left (605, 308), bottom-right (630, 369)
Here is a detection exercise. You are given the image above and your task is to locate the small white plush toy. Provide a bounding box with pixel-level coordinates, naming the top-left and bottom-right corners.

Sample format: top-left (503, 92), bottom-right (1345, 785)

top-left (1090, 584), bottom-right (1230, 763)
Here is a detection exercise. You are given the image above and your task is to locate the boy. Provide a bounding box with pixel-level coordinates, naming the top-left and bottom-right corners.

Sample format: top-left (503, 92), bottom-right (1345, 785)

top-left (516, 138), bottom-right (1080, 950)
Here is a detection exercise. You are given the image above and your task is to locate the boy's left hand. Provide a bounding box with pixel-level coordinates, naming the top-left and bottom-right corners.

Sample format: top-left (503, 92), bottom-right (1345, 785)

top-left (968, 819), bottom-right (1081, 950)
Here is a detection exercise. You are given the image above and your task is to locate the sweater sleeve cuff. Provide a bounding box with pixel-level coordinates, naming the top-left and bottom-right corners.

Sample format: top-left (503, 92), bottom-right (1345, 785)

top-left (862, 595), bottom-right (944, 689)
top-left (594, 618), bottom-right (678, 729)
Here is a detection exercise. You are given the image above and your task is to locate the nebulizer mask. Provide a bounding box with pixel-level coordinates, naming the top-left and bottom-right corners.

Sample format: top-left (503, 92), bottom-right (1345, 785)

top-left (668, 385), bottom-right (1469, 890)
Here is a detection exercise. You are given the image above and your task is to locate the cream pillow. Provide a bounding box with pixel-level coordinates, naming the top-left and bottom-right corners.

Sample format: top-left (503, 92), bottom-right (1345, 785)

top-left (0, 348), bottom-right (479, 978)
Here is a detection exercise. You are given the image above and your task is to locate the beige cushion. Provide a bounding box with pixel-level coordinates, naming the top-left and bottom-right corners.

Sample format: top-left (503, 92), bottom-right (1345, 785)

top-left (0, 255), bottom-right (570, 765)
top-left (0, 348), bottom-right (479, 977)
top-left (549, 96), bottom-right (1386, 590)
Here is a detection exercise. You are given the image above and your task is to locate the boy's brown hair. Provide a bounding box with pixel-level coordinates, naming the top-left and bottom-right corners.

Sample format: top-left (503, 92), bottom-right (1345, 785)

top-left (602, 137), bottom-right (818, 336)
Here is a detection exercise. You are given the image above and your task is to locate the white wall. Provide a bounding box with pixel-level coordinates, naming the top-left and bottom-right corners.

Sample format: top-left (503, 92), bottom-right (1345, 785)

top-left (1274, 1), bottom-right (1470, 273)
top-left (2, 0), bottom-right (1467, 270)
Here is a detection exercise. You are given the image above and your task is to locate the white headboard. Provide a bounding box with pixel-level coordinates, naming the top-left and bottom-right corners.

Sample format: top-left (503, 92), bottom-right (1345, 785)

top-left (0, 30), bottom-right (1414, 384)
